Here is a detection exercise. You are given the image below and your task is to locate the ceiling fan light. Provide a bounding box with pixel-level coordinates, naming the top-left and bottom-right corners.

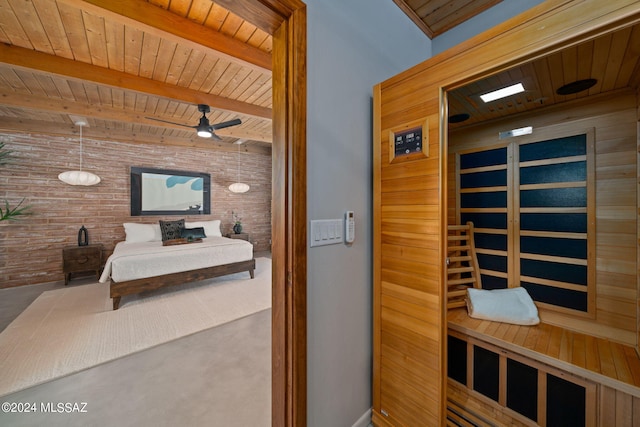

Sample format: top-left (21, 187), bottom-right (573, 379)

top-left (197, 128), bottom-right (212, 138)
top-left (58, 170), bottom-right (101, 186)
top-left (228, 182), bottom-right (250, 193)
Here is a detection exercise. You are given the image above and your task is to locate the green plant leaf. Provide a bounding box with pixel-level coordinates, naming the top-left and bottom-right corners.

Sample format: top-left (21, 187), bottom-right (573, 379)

top-left (0, 199), bottom-right (32, 221)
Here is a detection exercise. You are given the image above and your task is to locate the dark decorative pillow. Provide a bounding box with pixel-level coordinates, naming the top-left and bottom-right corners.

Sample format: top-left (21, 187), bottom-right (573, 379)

top-left (159, 219), bottom-right (185, 241)
top-left (180, 227), bottom-right (206, 240)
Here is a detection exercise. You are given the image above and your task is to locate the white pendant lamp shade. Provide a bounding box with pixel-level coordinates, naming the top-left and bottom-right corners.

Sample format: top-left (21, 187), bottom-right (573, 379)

top-left (228, 182), bottom-right (250, 193)
top-left (58, 170), bottom-right (101, 186)
top-left (59, 121), bottom-right (101, 186)
top-left (229, 140), bottom-right (249, 193)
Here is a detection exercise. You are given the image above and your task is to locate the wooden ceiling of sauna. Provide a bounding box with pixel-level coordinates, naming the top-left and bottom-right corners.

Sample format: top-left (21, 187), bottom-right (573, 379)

top-left (447, 23), bottom-right (640, 130)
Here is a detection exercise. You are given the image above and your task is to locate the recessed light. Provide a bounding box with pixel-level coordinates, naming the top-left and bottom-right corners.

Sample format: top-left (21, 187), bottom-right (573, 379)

top-left (480, 83), bottom-right (525, 103)
top-left (449, 113), bottom-right (470, 123)
top-left (556, 78), bottom-right (597, 95)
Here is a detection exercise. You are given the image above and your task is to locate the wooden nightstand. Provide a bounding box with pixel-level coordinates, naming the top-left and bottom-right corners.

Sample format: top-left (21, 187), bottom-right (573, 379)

top-left (225, 233), bottom-right (249, 241)
top-left (63, 244), bottom-right (103, 285)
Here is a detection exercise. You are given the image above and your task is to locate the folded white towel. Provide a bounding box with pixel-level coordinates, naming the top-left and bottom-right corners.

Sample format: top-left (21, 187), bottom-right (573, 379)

top-left (466, 287), bottom-right (540, 325)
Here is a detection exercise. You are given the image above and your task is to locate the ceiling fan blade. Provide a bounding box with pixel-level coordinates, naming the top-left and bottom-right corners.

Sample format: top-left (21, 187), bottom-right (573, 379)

top-left (211, 118), bottom-right (242, 130)
top-left (210, 131), bottom-right (223, 141)
top-left (145, 116), bottom-right (197, 128)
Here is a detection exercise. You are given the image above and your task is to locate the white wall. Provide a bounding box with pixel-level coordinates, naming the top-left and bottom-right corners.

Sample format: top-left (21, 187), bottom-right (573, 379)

top-left (304, 0), bottom-right (430, 425)
top-left (432, 0), bottom-right (546, 55)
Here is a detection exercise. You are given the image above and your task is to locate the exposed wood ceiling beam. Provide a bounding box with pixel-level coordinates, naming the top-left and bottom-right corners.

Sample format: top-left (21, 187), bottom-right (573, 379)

top-left (58, 0), bottom-right (272, 72)
top-left (0, 44), bottom-right (272, 121)
top-left (0, 91), bottom-right (273, 143)
top-left (0, 118), bottom-right (272, 155)
top-left (211, 0), bottom-right (288, 34)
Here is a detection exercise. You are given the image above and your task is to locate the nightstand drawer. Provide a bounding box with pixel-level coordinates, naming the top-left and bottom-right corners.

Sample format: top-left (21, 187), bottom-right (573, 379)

top-left (63, 244), bottom-right (103, 285)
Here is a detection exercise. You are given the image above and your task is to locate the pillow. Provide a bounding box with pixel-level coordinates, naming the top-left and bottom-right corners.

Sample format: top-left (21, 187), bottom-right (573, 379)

top-left (123, 223), bottom-right (162, 243)
top-left (159, 219), bottom-right (185, 241)
top-left (180, 227), bottom-right (207, 240)
top-left (466, 287), bottom-right (540, 325)
top-left (184, 220), bottom-right (221, 237)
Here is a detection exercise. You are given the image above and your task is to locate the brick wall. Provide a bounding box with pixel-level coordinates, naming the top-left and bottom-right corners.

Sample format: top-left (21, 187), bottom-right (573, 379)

top-left (0, 132), bottom-right (271, 289)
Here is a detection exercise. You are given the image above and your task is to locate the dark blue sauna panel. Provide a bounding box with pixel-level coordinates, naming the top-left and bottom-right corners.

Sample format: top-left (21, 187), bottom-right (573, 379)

top-left (546, 374), bottom-right (586, 426)
top-left (461, 191), bottom-right (507, 208)
top-left (519, 134), bottom-right (586, 161)
top-left (447, 335), bottom-right (467, 386)
top-left (520, 236), bottom-right (587, 259)
top-left (473, 346), bottom-right (499, 402)
top-left (473, 233), bottom-right (507, 251)
top-left (520, 187), bottom-right (586, 207)
top-left (460, 147), bottom-right (507, 169)
top-left (520, 162), bottom-right (586, 185)
top-left (520, 213), bottom-right (587, 233)
top-left (460, 170), bottom-right (507, 188)
top-left (522, 282), bottom-right (587, 312)
top-left (507, 358), bottom-right (538, 422)
top-left (461, 213), bottom-right (507, 230)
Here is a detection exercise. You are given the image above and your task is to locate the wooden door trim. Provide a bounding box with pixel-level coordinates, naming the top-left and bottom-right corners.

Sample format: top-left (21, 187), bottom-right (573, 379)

top-left (225, 1), bottom-right (307, 426)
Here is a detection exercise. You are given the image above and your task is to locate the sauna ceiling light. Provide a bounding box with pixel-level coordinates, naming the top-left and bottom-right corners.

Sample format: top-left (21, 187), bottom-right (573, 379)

top-left (556, 78), bottom-right (597, 95)
top-left (58, 121), bottom-right (101, 186)
top-left (499, 126), bottom-right (533, 140)
top-left (480, 83), bottom-right (525, 103)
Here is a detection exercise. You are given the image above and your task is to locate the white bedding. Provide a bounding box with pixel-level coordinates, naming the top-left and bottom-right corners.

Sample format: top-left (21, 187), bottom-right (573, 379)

top-left (99, 236), bottom-right (253, 283)
top-left (466, 287), bottom-right (540, 325)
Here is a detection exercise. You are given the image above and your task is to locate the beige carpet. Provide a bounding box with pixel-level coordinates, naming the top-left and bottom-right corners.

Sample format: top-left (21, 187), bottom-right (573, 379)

top-left (0, 257), bottom-right (271, 397)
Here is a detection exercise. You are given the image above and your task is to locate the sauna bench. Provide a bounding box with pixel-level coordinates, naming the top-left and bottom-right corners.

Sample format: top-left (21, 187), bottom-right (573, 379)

top-left (448, 307), bottom-right (640, 397)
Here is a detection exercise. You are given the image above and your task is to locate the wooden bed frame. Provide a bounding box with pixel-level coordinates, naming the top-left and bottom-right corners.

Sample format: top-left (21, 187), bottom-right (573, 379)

top-left (109, 258), bottom-right (256, 310)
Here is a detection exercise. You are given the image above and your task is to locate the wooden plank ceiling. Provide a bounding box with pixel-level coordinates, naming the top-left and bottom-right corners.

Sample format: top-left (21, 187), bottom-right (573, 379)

top-left (0, 1), bottom-right (638, 151)
top-left (447, 23), bottom-right (640, 131)
top-left (393, 0), bottom-right (503, 38)
top-left (0, 0), bottom-right (273, 153)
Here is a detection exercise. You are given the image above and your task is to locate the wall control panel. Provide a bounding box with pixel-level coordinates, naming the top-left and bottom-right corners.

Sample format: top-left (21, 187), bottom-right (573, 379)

top-left (310, 219), bottom-right (343, 247)
top-left (345, 211), bottom-right (355, 243)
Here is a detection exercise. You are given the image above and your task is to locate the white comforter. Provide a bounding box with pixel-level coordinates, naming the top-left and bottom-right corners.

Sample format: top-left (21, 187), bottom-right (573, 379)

top-left (99, 237), bottom-right (253, 283)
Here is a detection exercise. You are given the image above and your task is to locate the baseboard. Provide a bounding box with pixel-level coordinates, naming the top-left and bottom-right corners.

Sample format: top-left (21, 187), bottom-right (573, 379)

top-left (352, 408), bottom-right (372, 427)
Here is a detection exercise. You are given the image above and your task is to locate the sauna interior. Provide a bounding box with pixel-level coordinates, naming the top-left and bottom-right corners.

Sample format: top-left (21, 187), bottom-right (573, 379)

top-left (445, 22), bottom-right (640, 426)
top-left (372, 2), bottom-right (640, 426)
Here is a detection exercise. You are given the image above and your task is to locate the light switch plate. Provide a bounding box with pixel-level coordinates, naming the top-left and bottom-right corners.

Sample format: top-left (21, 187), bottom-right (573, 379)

top-left (310, 219), bottom-right (343, 247)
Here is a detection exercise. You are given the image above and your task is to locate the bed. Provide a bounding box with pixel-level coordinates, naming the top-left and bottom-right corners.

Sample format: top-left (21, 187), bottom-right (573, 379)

top-left (99, 220), bottom-right (255, 310)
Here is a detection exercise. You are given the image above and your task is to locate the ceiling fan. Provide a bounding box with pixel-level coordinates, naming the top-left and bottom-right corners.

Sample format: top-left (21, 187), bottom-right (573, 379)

top-left (146, 104), bottom-right (241, 140)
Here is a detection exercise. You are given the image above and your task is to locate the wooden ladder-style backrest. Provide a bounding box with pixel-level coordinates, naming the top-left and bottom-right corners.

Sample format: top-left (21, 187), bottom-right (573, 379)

top-left (446, 221), bottom-right (482, 310)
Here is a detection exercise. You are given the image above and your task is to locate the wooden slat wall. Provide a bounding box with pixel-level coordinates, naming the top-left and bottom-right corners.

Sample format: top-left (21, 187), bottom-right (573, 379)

top-left (637, 84), bottom-right (640, 361)
top-left (373, 1), bottom-right (640, 425)
top-left (373, 85), bottom-right (443, 426)
top-left (448, 92), bottom-right (638, 346)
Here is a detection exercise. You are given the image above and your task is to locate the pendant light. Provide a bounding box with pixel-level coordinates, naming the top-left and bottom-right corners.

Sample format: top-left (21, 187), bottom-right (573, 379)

top-left (58, 121), bottom-right (101, 186)
top-left (228, 140), bottom-right (249, 193)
